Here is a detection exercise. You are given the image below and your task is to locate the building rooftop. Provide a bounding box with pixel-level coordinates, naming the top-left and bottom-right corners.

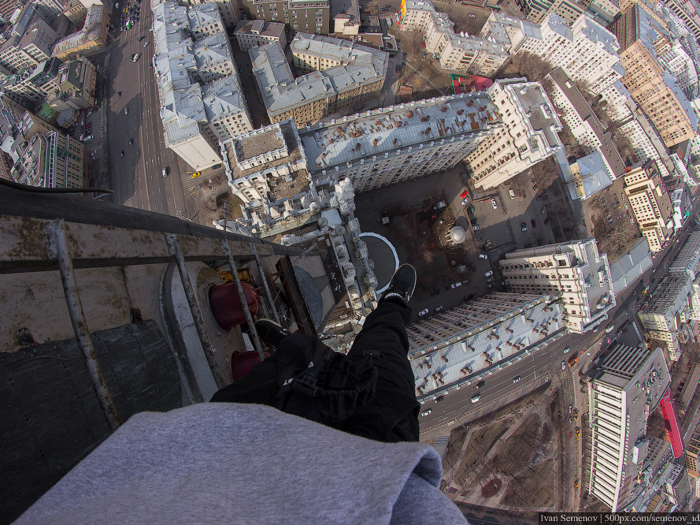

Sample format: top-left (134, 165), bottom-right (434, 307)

top-left (225, 120), bottom-right (304, 181)
top-left (187, 3), bottom-right (220, 32)
top-left (610, 238), bottom-right (652, 295)
top-left (507, 79), bottom-right (561, 148)
top-left (570, 151), bottom-right (614, 199)
top-left (202, 76), bottom-right (248, 122)
top-left (298, 93), bottom-right (497, 172)
top-left (644, 273), bottom-right (692, 315)
top-left (193, 32), bottom-right (233, 71)
top-left (407, 293), bottom-right (567, 399)
top-left (234, 19), bottom-right (285, 38)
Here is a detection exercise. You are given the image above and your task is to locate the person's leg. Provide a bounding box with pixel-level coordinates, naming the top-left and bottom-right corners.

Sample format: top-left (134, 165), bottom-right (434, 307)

top-left (336, 265), bottom-right (420, 443)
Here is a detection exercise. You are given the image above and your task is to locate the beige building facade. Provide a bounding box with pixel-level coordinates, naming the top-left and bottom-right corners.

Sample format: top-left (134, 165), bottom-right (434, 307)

top-left (234, 20), bottom-right (286, 50)
top-left (609, 5), bottom-right (698, 148)
top-left (499, 239), bottom-right (616, 333)
top-left (623, 164), bottom-right (674, 253)
top-left (466, 78), bottom-right (563, 190)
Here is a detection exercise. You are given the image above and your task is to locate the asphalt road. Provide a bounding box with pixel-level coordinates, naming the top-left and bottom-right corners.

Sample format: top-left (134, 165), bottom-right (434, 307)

top-left (102, 2), bottom-right (189, 217)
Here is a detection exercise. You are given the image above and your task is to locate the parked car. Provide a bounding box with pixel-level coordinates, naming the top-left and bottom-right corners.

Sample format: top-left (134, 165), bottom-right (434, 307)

top-left (471, 394), bottom-right (481, 403)
top-left (472, 225), bottom-right (479, 230)
top-left (124, 107), bottom-right (128, 114)
top-left (435, 306), bottom-right (443, 312)
top-left (132, 53), bottom-right (140, 62)
top-left (605, 324), bottom-right (615, 333)
top-left (421, 409), bottom-right (432, 416)
top-left (418, 309), bottom-right (429, 317)
top-left (478, 253), bottom-right (488, 260)
top-left (460, 190), bottom-right (468, 199)
top-left (450, 282), bottom-right (462, 289)
top-left (562, 361), bottom-right (566, 370)
top-left (116, 91), bottom-right (121, 98)
top-left (512, 376), bottom-right (521, 383)
top-left (508, 188), bottom-right (515, 199)
top-left (531, 219), bottom-right (536, 228)
top-left (463, 294), bottom-right (474, 302)
top-left (461, 198), bottom-right (469, 206)
top-left (490, 198), bottom-right (498, 209)
top-left (476, 381), bottom-right (485, 388)
top-left (564, 347), bottom-right (570, 353)
top-left (484, 271), bottom-right (493, 278)
top-left (520, 221), bottom-right (527, 232)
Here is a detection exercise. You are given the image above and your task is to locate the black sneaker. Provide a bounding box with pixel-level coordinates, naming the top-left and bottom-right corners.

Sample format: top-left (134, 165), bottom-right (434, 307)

top-left (255, 319), bottom-right (290, 348)
top-left (382, 264), bottom-right (416, 306)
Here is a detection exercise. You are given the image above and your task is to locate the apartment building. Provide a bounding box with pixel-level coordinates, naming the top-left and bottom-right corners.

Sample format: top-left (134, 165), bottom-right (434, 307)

top-left (623, 163), bottom-right (674, 253)
top-left (241, 0), bottom-right (330, 35)
top-left (638, 273), bottom-right (697, 359)
top-left (665, 0), bottom-right (700, 44)
top-left (546, 67), bottom-right (626, 180)
top-left (3, 114), bottom-right (85, 188)
top-left (251, 35), bottom-right (387, 126)
top-left (499, 239), bottom-right (616, 333)
top-left (669, 232), bottom-right (700, 280)
top-left (234, 20), bottom-right (286, 51)
top-left (465, 78), bottom-right (564, 190)
top-left (619, 115), bottom-right (672, 178)
top-left (520, 13), bottom-right (623, 96)
top-left (609, 5), bottom-right (698, 148)
top-left (397, 0), bottom-right (508, 76)
top-left (670, 186), bottom-right (692, 231)
top-left (51, 4), bottom-right (109, 60)
top-left (687, 435), bottom-right (700, 479)
top-left (296, 93), bottom-right (499, 193)
top-left (407, 293), bottom-right (566, 399)
top-left (182, 0), bottom-right (239, 28)
top-left (587, 345), bottom-right (670, 511)
top-left (62, 0), bottom-right (88, 25)
top-left (151, 0), bottom-right (251, 170)
top-left (479, 11), bottom-right (541, 54)
top-left (0, 19), bottom-right (58, 74)
top-left (57, 58), bottom-right (96, 110)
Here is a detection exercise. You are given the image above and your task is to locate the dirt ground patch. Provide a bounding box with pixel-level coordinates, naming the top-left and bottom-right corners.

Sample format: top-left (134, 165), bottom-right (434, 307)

top-left (501, 458), bottom-right (555, 508)
top-left (483, 414), bottom-right (541, 477)
top-left (454, 418), bottom-right (511, 488)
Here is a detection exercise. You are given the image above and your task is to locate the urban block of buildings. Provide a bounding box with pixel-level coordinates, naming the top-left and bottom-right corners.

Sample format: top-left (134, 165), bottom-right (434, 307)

top-left (483, 12), bottom-right (624, 97)
top-left (587, 344), bottom-right (671, 511)
top-left (0, 96), bottom-right (86, 188)
top-left (241, 0), bottom-right (330, 35)
top-left (51, 4), bottom-right (109, 61)
top-left (623, 162), bottom-right (674, 253)
top-left (638, 272), bottom-right (699, 359)
top-left (609, 4), bottom-right (699, 148)
top-left (0, 55), bottom-right (62, 108)
top-left (397, 0), bottom-right (508, 76)
top-left (465, 78), bottom-right (564, 190)
top-left (234, 20), bottom-right (286, 51)
top-left (54, 57), bottom-right (96, 110)
top-left (332, 13), bottom-right (398, 55)
top-left (250, 33), bottom-right (388, 127)
top-left (0, 16), bottom-right (57, 74)
top-left (151, 0), bottom-right (252, 170)
top-left (499, 239), bottom-right (616, 334)
top-left (407, 292), bottom-right (566, 400)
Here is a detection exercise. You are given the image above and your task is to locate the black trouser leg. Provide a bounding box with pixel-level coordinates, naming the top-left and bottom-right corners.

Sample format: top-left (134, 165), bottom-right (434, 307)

top-left (335, 299), bottom-right (420, 443)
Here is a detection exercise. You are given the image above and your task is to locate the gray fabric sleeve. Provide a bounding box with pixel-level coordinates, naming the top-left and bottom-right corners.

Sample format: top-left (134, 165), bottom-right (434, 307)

top-left (391, 473), bottom-right (468, 525)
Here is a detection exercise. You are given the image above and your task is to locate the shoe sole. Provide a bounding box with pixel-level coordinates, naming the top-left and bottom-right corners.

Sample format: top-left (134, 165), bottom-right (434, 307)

top-left (393, 263), bottom-right (416, 299)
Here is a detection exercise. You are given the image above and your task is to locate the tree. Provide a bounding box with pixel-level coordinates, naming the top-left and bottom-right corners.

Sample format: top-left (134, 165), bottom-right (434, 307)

top-left (508, 51), bottom-right (554, 82)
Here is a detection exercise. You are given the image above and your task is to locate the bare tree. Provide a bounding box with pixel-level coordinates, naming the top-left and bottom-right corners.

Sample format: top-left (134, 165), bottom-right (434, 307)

top-left (508, 51), bottom-right (554, 82)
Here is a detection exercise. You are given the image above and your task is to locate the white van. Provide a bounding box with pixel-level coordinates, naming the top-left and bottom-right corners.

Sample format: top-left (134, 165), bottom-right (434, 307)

top-left (162, 168), bottom-right (167, 177)
top-left (509, 188), bottom-right (515, 199)
top-left (471, 394), bottom-right (481, 403)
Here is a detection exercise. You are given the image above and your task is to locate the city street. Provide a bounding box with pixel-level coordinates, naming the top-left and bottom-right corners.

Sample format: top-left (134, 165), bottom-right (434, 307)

top-left (94, 2), bottom-right (190, 218)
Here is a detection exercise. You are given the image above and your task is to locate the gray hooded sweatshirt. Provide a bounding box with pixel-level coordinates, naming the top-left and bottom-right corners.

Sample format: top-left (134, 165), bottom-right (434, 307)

top-left (15, 403), bottom-right (467, 524)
